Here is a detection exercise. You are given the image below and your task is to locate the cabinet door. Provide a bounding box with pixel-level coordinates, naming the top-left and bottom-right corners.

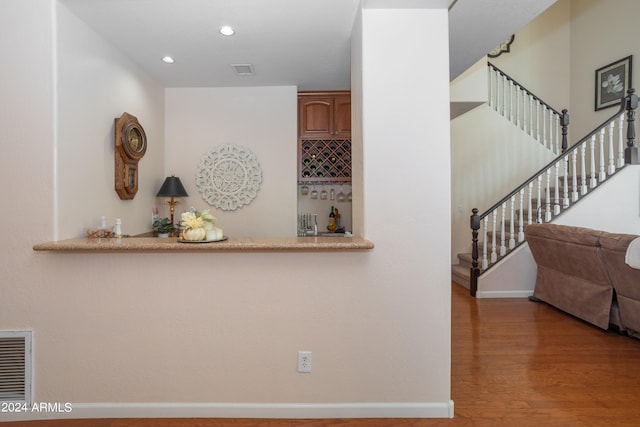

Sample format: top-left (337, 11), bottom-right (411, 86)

top-left (299, 97), bottom-right (333, 138)
top-left (333, 96), bottom-right (352, 137)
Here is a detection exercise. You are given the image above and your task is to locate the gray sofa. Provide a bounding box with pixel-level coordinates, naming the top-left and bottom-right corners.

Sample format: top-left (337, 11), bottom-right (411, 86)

top-left (526, 223), bottom-right (640, 337)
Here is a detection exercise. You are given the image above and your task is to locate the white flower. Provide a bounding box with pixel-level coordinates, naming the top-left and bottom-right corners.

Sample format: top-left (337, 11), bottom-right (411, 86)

top-left (602, 74), bottom-right (623, 94)
top-left (180, 207), bottom-right (215, 230)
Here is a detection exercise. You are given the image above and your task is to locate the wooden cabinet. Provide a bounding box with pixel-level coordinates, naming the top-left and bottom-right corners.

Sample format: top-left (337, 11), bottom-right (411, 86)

top-left (298, 91), bottom-right (351, 139)
top-left (298, 91), bottom-right (352, 182)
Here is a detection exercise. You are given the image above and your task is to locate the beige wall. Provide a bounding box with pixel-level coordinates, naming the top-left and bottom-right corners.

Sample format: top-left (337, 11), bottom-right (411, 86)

top-left (56, 1), bottom-right (166, 238)
top-left (164, 86), bottom-right (298, 237)
top-left (452, 0), bottom-right (640, 295)
top-left (451, 0), bottom-right (640, 260)
top-left (491, 0), bottom-right (571, 114)
top-left (569, 0), bottom-right (640, 139)
top-left (450, 106), bottom-right (557, 258)
top-left (1, 0), bottom-right (452, 420)
top-left (450, 1), bottom-right (571, 259)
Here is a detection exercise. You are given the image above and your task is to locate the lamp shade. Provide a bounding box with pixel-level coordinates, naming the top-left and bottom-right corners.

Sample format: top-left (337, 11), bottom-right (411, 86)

top-left (156, 175), bottom-right (189, 197)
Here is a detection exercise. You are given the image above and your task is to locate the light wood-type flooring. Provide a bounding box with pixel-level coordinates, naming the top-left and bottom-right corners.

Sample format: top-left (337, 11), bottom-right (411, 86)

top-left (6, 283), bottom-right (640, 427)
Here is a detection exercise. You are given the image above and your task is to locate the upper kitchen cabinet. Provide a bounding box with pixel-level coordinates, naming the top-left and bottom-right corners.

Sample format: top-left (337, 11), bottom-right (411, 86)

top-left (298, 91), bottom-right (351, 139)
top-left (298, 91), bottom-right (352, 182)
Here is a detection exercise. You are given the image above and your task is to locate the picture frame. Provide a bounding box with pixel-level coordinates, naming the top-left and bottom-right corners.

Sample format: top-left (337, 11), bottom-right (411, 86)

top-left (595, 55), bottom-right (632, 111)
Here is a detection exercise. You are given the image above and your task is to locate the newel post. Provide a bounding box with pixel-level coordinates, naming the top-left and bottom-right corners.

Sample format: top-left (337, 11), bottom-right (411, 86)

top-left (470, 208), bottom-right (480, 297)
top-left (561, 109), bottom-right (570, 153)
top-left (624, 88), bottom-right (639, 164)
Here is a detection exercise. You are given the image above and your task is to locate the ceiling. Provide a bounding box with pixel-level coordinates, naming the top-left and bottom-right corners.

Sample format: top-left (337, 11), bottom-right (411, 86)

top-left (60, 0), bottom-right (556, 90)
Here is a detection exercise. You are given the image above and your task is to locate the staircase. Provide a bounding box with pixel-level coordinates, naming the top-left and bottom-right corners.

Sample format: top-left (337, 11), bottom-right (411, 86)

top-left (452, 254), bottom-right (474, 288)
top-left (451, 176), bottom-right (587, 288)
top-left (451, 64), bottom-right (639, 295)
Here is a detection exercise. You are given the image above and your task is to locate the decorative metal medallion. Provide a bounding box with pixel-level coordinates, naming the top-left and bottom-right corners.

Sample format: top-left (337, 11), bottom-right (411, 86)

top-left (488, 35), bottom-right (515, 58)
top-left (196, 144), bottom-right (263, 211)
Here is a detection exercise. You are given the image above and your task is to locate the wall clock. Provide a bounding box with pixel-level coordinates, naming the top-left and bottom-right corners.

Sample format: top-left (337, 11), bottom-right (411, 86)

top-left (114, 112), bottom-right (147, 200)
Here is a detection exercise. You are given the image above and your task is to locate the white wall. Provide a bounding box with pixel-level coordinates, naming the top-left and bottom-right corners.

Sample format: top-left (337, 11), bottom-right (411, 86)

top-left (2, 0), bottom-right (453, 420)
top-left (554, 166), bottom-right (640, 233)
top-left (0, 0), bottom-right (57, 328)
top-left (356, 5), bottom-right (452, 407)
top-left (56, 2), bottom-right (165, 238)
top-left (164, 86), bottom-right (297, 237)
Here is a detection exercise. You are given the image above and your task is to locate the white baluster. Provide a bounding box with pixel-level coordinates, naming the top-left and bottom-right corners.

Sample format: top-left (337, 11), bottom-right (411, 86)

top-left (536, 100), bottom-right (541, 142)
top-left (502, 74), bottom-right (507, 118)
top-left (545, 169), bottom-right (552, 222)
top-left (563, 155), bottom-right (570, 207)
top-left (509, 195), bottom-right (516, 249)
top-left (598, 128), bottom-right (606, 182)
top-left (572, 149), bottom-right (579, 201)
top-left (618, 113), bottom-right (625, 168)
top-left (516, 87), bottom-right (521, 128)
top-left (608, 121), bottom-right (615, 174)
top-left (518, 189), bottom-right (525, 242)
top-left (537, 176), bottom-right (543, 224)
top-left (580, 142), bottom-right (588, 195)
top-left (495, 71), bottom-right (501, 113)
top-left (590, 135), bottom-right (597, 188)
top-left (523, 93), bottom-right (528, 133)
top-left (554, 161), bottom-right (561, 215)
top-left (528, 182), bottom-right (534, 225)
top-left (529, 94), bottom-right (534, 136)
top-left (496, 72), bottom-right (501, 115)
top-left (500, 203), bottom-right (506, 256)
top-left (553, 114), bottom-right (561, 154)
top-left (542, 105), bottom-right (548, 149)
top-left (509, 80), bottom-right (514, 124)
top-left (491, 210), bottom-right (498, 263)
top-left (482, 216), bottom-right (488, 270)
top-left (488, 65), bottom-right (494, 109)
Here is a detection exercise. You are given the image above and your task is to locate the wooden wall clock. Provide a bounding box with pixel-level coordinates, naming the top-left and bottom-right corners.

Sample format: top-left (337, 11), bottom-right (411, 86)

top-left (114, 112), bottom-right (147, 200)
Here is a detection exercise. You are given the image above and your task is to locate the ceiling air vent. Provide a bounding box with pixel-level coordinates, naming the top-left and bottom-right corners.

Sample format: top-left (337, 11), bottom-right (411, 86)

top-left (0, 331), bottom-right (32, 404)
top-left (230, 63), bottom-right (255, 76)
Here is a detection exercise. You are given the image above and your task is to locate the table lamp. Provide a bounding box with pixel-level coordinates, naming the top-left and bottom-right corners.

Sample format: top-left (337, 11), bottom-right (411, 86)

top-left (156, 174), bottom-right (188, 224)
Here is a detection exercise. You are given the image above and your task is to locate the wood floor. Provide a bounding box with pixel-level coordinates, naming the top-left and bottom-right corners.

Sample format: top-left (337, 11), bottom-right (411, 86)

top-left (6, 283), bottom-right (640, 427)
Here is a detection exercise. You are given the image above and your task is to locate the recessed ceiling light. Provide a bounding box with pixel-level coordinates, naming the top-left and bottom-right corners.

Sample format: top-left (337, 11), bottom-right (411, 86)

top-left (219, 26), bottom-right (235, 36)
top-left (161, 56), bottom-right (175, 64)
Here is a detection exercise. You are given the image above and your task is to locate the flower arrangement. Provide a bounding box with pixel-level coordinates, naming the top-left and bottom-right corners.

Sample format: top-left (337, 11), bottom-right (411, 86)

top-left (180, 207), bottom-right (216, 241)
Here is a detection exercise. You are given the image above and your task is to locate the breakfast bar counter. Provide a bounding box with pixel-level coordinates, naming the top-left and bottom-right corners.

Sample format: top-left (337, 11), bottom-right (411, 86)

top-left (33, 236), bottom-right (374, 253)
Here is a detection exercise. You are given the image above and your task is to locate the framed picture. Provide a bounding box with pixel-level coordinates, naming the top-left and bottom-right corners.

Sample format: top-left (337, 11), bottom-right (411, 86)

top-left (595, 55), bottom-right (632, 111)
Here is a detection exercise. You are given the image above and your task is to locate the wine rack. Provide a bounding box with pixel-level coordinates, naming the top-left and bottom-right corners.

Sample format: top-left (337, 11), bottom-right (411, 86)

top-left (299, 139), bottom-right (352, 182)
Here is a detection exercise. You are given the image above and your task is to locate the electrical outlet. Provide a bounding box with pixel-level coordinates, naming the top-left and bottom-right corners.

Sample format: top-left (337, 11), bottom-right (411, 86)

top-left (297, 351), bottom-right (312, 373)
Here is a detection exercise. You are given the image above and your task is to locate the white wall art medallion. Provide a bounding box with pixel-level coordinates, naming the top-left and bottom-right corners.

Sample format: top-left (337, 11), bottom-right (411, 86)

top-left (196, 144), bottom-right (263, 211)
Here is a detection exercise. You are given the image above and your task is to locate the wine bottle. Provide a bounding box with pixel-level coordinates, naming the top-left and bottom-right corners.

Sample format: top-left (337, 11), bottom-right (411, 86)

top-left (327, 206), bottom-right (337, 232)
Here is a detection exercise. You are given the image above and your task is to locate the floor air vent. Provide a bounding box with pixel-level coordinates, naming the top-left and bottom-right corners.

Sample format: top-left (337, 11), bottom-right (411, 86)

top-left (0, 331), bottom-right (32, 404)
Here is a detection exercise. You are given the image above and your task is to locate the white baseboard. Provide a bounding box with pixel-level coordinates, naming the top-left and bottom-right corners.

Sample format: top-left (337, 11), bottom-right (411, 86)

top-left (476, 290), bottom-right (533, 298)
top-left (1, 401), bottom-right (455, 421)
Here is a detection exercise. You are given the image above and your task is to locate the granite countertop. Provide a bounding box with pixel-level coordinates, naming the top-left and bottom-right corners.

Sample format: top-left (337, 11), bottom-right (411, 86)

top-left (32, 236), bottom-right (374, 253)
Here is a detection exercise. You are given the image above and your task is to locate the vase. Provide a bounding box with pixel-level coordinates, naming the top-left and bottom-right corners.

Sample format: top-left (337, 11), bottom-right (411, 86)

top-left (157, 233), bottom-right (169, 238)
top-left (182, 228), bottom-right (206, 241)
